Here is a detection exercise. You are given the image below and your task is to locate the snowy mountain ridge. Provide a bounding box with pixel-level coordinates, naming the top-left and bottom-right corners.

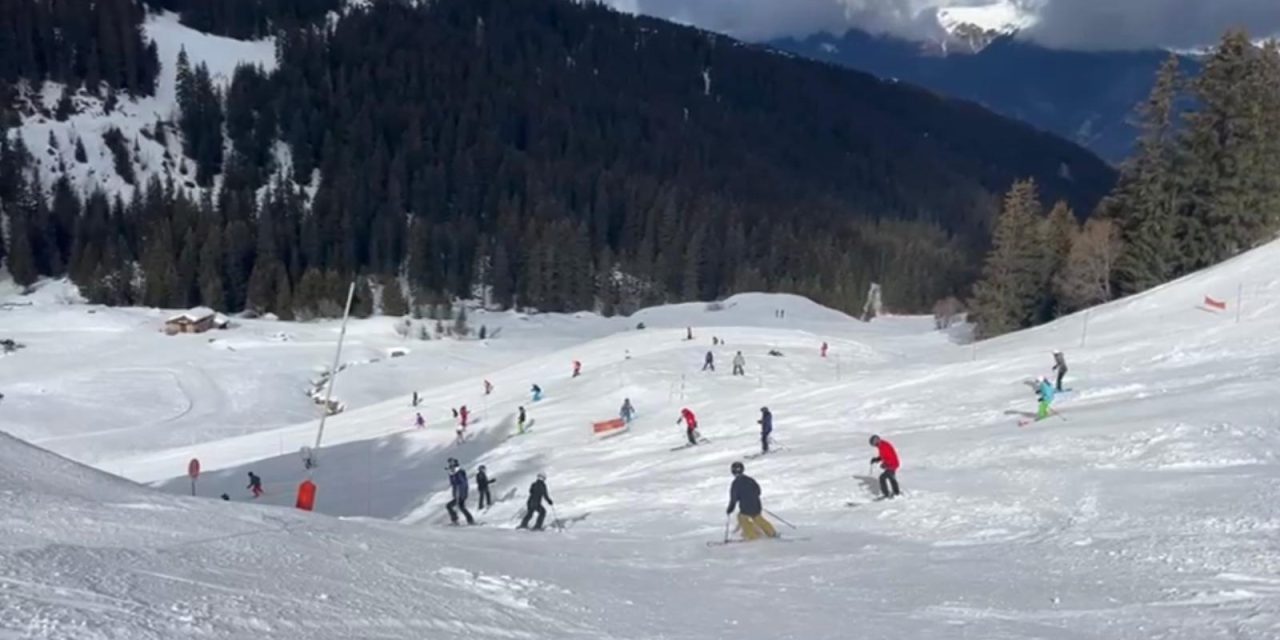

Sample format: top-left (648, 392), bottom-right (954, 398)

top-left (934, 0), bottom-right (1042, 52)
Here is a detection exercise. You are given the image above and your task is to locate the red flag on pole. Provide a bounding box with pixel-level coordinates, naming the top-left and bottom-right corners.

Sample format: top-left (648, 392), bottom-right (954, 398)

top-left (1204, 295), bottom-right (1227, 311)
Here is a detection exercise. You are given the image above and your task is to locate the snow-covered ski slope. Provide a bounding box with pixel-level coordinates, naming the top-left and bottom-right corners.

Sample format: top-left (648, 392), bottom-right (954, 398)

top-left (6, 242), bottom-right (1280, 638)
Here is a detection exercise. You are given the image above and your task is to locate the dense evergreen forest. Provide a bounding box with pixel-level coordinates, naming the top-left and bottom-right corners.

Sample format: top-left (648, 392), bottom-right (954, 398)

top-left (968, 32), bottom-right (1280, 338)
top-left (0, 0), bottom-right (1117, 320)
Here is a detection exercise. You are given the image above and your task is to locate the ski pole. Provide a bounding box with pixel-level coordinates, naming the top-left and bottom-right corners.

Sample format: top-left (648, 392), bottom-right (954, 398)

top-left (723, 514), bottom-right (731, 544)
top-left (551, 504), bottom-right (564, 532)
top-left (1050, 407), bottom-right (1067, 422)
top-left (763, 508), bottom-right (797, 530)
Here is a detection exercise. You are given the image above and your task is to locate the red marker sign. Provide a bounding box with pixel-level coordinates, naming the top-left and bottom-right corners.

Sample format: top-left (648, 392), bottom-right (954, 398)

top-left (187, 458), bottom-right (200, 496)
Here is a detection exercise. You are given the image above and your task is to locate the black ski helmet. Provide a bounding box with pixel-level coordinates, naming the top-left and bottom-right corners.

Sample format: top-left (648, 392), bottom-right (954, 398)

top-left (869, 435), bottom-right (881, 446)
top-left (730, 461), bottom-right (744, 475)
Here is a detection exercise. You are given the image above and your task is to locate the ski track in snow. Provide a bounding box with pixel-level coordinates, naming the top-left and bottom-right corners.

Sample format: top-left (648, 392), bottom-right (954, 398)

top-left (5, 240), bottom-right (1280, 637)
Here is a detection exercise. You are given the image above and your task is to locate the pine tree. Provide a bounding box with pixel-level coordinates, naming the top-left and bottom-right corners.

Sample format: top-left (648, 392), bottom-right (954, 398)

top-left (381, 277), bottom-right (409, 316)
top-left (198, 222), bottom-right (226, 309)
top-left (1105, 54), bottom-right (1184, 295)
top-left (1180, 30), bottom-right (1280, 267)
top-left (454, 305), bottom-right (469, 337)
top-left (969, 179), bottom-right (1047, 339)
top-left (1040, 201), bottom-right (1077, 319)
top-left (352, 278), bottom-right (373, 318)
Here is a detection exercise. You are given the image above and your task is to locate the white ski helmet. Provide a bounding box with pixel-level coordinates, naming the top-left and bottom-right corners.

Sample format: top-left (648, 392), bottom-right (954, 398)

top-left (537, 472), bottom-right (547, 481)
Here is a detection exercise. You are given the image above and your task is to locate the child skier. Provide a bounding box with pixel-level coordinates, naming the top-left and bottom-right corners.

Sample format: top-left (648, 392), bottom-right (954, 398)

top-left (758, 407), bottom-right (773, 455)
top-left (677, 407), bottom-right (700, 446)
top-left (868, 435), bottom-right (901, 499)
top-left (1036, 376), bottom-right (1057, 420)
top-left (702, 351), bottom-right (715, 372)
top-left (415, 412), bottom-right (426, 429)
top-left (484, 379), bottom-right (493, 396)
top-left (518, 473), bottom-right (554, 531)
top-left (459, 405), bottom-right (470, 428)
top-left (531, 384), bottom-right (542, 402)
top-left (620, 398), bottom-right (636, 424)
top-left (247, 471), bottom-right (263, 499)
top-left (732, 351), bottom-right (746, 376)
top-left (446, 458), bottom-right (476, 525)
top-left (1052, 351), bottom-right (1068, 392)
top-left (726, 461), bottom-right (777, 540)
top-left (572, 360), bottom-right (582, 378)
top-left (476, 465), bottom-right (495, 510)
top-left (821, 342), bottom-right (828, 358)
top-left (518, 406), bottom-right (528, 434)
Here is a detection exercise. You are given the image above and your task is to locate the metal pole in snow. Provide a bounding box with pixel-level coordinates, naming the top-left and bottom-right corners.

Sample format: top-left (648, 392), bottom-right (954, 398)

top-left (1236, 283), bottom-right (1243, 324)
top-left (1080, 310), bottom-right (1090, 348)
top-left (312, 281), bottom-right (357, 459)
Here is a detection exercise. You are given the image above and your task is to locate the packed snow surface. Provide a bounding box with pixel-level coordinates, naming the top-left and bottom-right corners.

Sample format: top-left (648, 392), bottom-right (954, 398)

top-left (5, 241), bottom-right (1280, 638)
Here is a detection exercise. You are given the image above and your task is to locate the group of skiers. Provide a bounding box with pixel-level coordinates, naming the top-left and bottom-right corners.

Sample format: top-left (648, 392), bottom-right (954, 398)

top-left (702, 350), bottom-right (747, 376)
top-left (442, 456), bottom-right (556, 530)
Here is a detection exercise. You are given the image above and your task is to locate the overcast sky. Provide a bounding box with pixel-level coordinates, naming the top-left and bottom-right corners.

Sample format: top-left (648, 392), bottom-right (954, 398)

top-left (604, 0), bottom-right (1280, 50)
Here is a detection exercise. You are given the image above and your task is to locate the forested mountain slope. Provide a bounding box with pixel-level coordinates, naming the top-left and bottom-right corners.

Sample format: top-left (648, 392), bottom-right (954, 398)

top-left (1, 0), bottom-right (1115, 316)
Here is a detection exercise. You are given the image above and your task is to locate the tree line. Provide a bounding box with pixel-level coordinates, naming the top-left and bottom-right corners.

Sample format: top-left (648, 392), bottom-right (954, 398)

top-left (969, 30), bottom-right (1280, 339)
top-left (2, 0), bottom-right (1118, 320)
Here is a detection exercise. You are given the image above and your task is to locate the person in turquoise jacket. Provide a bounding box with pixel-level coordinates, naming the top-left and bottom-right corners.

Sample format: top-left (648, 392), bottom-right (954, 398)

top-left (1036, 377), bottom-right (1056, 420)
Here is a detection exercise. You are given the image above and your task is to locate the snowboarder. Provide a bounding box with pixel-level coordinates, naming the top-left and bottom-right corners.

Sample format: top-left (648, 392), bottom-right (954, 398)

top-left (518, 406), bottom-right (528, 434)
top-left (531, 384), bottom-right (543, 402)
top-left (732, 351), bottom-right (746, 376)
top-left (247, 471), bottom-right (263, 499)
top-left (758, 407), bottom-right (773, 455)
top-left (415, 412), bottom-right (426, 429)
top-left (678, 407), bottom-right (700, 446)
top-left (726, 461), bottom-right (777, 540)
top-left (1036, 376), bottom-right (1057, 421)
top-left (518, 473), bottom-right (553, 530)
top-left (868, 435), bottom-right (901, 499)
top-left (821, 342), bottom-right (828, 358)
top-left (702, 351), bottom-right (715, 372)
top-left (484, 379), bottom-right (493, 396)
top-left (620, 398), bottom-right (636, 424)
top-left (1052, 350), bottom-right (1068, 392)
top-left (573, 360), bottom-right (582, 378)
top-left (446, 458), bottom-right (476, 525)
top-left (476, 464), bottom-right (495, 510)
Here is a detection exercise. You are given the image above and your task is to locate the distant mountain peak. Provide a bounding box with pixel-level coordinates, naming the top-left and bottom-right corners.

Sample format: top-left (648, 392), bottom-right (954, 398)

top-left (931, 0), bottom-right (1041, 54)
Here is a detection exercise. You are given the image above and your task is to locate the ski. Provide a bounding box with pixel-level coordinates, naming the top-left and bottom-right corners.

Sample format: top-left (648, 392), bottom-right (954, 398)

top-left (707, 535), bottom-right (809, 547)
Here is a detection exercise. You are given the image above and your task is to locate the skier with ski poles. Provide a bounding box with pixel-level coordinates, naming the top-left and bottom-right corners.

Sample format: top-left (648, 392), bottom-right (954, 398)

top-left (732, 351), bottom-right (746, 376)
top-left (620, 398), bottom-right (636, 424)
top-left (1036, 376), bottom-right (1057, 421)
top-left (518, 473), bottom-right (553, 530)
top-left (702, 351), bottom-right (715, 372)
top-left (726, 461), bottom-right (777, 540)
top-left (1052, 350), bottom-right (1068, 392)
top-left (758, 407), bottom-right (773, 455)
top-left (476, 464), bottom-right (495, 510)
top-left (247, 471), bottom-right (264, 499)
top-left (445, 458), bottom-right (476, 525)
top-left (677, 407), bottom-right (701, 446)
top-left (868, 435), bottom-right (901, 499)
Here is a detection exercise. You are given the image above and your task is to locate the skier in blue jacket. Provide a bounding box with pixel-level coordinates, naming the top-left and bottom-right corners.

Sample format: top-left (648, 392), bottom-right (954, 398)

top-left (446, 458), bottom-right (476, 525)
top-left (1036, 377), bottom-right (1056, 421)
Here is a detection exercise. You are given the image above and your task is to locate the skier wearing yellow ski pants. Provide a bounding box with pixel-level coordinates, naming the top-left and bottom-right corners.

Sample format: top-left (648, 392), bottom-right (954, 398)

top-left (726, 461), bottom-right (777, 540)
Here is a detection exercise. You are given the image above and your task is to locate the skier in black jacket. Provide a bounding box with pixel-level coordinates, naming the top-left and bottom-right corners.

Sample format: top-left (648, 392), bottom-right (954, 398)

top-left (727, 461), bottom-right (777, 540)
top-left (476, 465), bottom-right (495, 510)
top-left (1052, 350), bottom-right (1068, 392)
top-left (518, 473), bottom-right (553, 530)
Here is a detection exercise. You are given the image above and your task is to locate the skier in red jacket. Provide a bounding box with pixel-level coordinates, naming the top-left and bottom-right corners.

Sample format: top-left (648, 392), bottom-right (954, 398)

top-left (678, 408), bottom-right (700, 446)
top-left (869, 435), bottom-right (901, 499)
